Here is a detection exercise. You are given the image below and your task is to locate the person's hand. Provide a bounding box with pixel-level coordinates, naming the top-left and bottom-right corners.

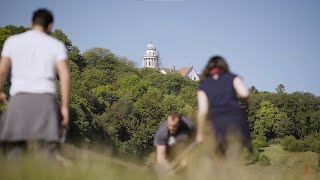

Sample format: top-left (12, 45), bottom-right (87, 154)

top-left (60, 106), bottom-right (69, 129)
top-left (154, 161), bottom-right (174, 176)
top-left (196, 132), bottom-right (204, 143)
top-left (179, 158), bottom-right (188, 169)
top-left (0, 92), bottom-right (7, 103)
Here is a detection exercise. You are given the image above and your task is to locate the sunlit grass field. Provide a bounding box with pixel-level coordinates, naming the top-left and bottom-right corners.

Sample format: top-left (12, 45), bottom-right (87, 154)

top-left (0, 144), bottom-right (319, 180)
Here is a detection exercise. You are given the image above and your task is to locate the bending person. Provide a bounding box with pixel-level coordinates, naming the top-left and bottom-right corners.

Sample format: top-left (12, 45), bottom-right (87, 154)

top-left (154, 112), bottom-right (195, 173)
top-left (196, 56), bottom-right (252, 159)
top-left (0, 9), bottom-right (70, 159)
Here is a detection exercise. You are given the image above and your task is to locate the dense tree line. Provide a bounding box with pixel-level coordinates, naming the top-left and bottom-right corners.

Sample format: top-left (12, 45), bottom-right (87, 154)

top-left (0, 25), bottom-right (319, 160)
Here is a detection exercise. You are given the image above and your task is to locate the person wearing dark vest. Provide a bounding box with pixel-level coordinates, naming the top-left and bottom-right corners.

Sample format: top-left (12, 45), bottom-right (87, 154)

top-left (154, 112), bottom-right (195, 172)
top-left (0, 9), bottom-right (70, 160)
top-left (196, 56), bottom-right (252, 159)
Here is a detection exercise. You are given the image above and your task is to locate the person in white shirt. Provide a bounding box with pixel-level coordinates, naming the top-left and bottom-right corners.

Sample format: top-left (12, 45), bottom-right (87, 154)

top-left (0, 9), bottom-right (71, 159)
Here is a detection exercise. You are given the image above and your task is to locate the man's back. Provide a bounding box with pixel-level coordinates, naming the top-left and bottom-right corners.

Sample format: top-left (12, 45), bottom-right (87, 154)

top-left (0, 8), bottom-right (71, 160)
top-left (2, 30), bottom-right (67, 96)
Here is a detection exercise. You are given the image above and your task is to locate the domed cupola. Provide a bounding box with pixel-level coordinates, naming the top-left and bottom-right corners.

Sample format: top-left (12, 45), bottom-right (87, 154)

top-left (143, 42), bottom-right (159, 68)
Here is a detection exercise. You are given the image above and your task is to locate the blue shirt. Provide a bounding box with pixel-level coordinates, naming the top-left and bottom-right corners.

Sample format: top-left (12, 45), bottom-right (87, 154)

top-left (154, 116), bottom-right (195, 147)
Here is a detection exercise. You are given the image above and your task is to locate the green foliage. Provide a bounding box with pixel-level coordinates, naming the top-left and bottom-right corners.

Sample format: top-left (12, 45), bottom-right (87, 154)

top-left (281, 135), bottom-right (296, 151)
top-left (82, 68), bottom-right (112, 89)
top-left (51, 29), bottom-right (72, 48)
top-left (267, 138), bottom-right (282, 146)
top-left (281, 134), bottom-right (320, 153)
top-left (245, 149), bottom-right (260, 164)
top-left (0, 25), bottom-right (28, 52)
top-left (249, 85), bottom-right (259, 94)
top-left (258, 154), bottom-right (271, 166)
top-left (161, 94), bottom-right (184, 113)
top-left (244, 91), bottom-right (320, 142)
top-left (254, 101), bottom-right (288, 139)
top-left (83, 47), bottom-right (113, 63)
top-left (252, 137), bottom-right (268, 151)
top-left (276, 84), bottom-right (285, 93)
top-left (2, 25), bottom-right (320, 159)
top-left (68, 46), bottom-right (87, 70)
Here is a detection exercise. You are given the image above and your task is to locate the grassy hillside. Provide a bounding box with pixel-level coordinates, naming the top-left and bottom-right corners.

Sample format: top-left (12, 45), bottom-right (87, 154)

top-left (1, 144), bottom-right (319, 180)
top-left (246, 144), bottom-right (319, 178)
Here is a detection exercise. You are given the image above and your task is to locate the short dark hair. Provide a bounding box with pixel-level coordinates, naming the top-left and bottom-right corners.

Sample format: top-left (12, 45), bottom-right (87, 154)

top-left (200, 56), bottom-right (230, 81)
top-left (32, 9), bottom-right (54, 28)
top-left (168, 112), bottom-right (182, 120)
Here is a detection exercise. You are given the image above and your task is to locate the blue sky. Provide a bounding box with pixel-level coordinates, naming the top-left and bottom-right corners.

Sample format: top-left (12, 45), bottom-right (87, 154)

top-left (1, 0), bottom-right (319, 95)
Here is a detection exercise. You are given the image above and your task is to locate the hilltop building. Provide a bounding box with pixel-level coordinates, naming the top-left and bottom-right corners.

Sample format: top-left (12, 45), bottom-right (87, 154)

top-left (143, 42), bottom-right (200, 81)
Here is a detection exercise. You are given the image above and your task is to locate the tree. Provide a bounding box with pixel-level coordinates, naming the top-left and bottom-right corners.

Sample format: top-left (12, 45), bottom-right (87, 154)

top-left (0, 25), bottom-right (28, 51)
top-left (177, 86), bottom-right (198, 108)
top-left (83, 47), bottom-right (113, 64)
top-left (50, 29), bottom-right (72, 48)
top-left (82, 68), bottom-right (114, 89)
top-left (310, 111), bottom-right (320, 134)
top-left (97, 99), bottom-right (136, 154)
top-left (68, 46), bottom-right (87, 70)
top-left (276, 84), bottom-right (285, 93)
top-left (249, 85), bottom-right (259, 93)
top-left (161, 94), bottom-right (185, 113)
top-left (254, 100), bottom-right (288, 139)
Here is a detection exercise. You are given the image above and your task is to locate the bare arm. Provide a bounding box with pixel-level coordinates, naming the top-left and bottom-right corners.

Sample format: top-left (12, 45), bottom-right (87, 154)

top-left (233, 76), bottom-right (250, 103)
top-left (0, 57), bottom-right (11, 101)
top-left (56, 60), bottom-right (71, 127)
top-left (156, 144), bottom-right (169, 166)
top-left (196, 90), bottom-right (209, 143)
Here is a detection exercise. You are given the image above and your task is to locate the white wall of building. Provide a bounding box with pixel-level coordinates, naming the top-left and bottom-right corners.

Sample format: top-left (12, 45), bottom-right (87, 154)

top-left (186, 67), bottom-right (200, 81)
top-left (143, 43), bottom-right (159, 68)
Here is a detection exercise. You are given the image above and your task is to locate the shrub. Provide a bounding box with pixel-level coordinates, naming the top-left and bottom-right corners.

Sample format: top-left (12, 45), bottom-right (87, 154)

top-left (281, 135), bottom-right (296, 151)
top-left (258, 154), bottom-right (271, 166)
top-left (267, 138), bottom-right (282, 145)
top-left (281, 135), bottom-right (315, 152)
top-left (304, 134), bottom-right (320, 153)
top-left (287, 140), bottom-right (308, 152)
top-left (311, 140), bottom-right (320, 153)
top-left (246, 149), bottom-right (260, 164)
top-left (144, 152), bottom-right (155, 168)
top-left (252, 137), bottom-right (268, 151)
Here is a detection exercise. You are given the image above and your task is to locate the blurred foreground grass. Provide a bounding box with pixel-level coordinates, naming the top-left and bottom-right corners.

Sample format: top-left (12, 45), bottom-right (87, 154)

top-left (0, 144), bottom-right (319, 180)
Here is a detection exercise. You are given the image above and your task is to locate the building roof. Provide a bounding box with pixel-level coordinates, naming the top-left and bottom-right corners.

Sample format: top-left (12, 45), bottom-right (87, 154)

top-left (161, 66), bottom-right (194, 77)
top-left (146, 42), bottom-right (156, 50)
top-left (178, 66), bottom-right (193, 76)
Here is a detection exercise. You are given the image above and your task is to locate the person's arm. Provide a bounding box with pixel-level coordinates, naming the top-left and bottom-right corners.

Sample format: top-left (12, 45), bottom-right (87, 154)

top-left (156, 144), bottom-right (169, 166)
top-left (196, 90), bottom-right (209, 143)
top-left (154, 128), bottom-right (170, 167)
top-left (56, 60), bottom-right (71, 128)
top-left (0, 38), bottom-right (12, 102)
top-left (0, 57), bottom-right (11, 102)
top-left (233, 76), bottom-right (250, 103)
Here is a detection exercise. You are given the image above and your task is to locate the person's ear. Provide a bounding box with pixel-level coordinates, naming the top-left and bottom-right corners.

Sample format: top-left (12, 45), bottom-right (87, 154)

top-left (29, 22), bottom-right (33, 28)
top-left (47, 23), bottom-right (53, 32)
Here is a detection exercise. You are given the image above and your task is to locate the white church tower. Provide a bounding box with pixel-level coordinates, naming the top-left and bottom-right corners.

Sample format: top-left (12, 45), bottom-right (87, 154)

top-left (143, 42), bottom-right (159, 68)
